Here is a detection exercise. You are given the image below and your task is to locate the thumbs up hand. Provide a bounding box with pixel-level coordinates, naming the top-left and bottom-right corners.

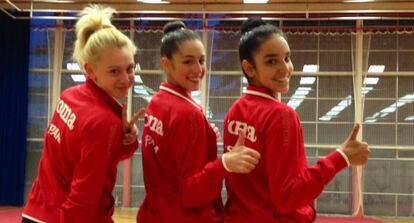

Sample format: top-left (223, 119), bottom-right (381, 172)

top-left (340, 123), bottom-right (370, 166)
top-left (222, 130), bottom-right (261, 174)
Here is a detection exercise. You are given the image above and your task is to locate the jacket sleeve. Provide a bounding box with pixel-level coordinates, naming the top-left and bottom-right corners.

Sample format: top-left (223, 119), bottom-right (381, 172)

top-left (60, 118), bottom-right (121, 223)
top-left (172, 113), bottom-right (227, 208)
top-left (265, 107), bottom-right (348, 214)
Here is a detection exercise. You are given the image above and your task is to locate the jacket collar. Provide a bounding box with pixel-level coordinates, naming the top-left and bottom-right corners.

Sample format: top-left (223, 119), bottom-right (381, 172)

top-left (244, 84), bottom-right (279, 102)
top-left (85, 77), bottom-right (123, 116)
top-left (159, 82), bottom-right (202, 111)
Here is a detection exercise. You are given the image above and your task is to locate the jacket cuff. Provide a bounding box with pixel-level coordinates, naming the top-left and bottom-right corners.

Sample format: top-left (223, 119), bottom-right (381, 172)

top-left (335, 149), bottom-right (350, 166)
top-left (325, 150), bottom-right (349, 173)
top-left (221, 155), bottom-right (232, 173)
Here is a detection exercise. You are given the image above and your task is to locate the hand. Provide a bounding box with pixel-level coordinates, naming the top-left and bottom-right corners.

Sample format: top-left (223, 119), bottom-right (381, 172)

top-left (122, 103), bottom-right (146, 145)
top-left (223, 130), bottom-right (261, 174)
top-left (210, 123), bottom-right (220, 141)
top-left (340, 123), bottom-right (370, 166)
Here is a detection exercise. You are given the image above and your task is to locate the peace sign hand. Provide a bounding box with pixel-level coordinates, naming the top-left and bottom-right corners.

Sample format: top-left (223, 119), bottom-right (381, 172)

top-left (122, 103), bottom-right (146, 145)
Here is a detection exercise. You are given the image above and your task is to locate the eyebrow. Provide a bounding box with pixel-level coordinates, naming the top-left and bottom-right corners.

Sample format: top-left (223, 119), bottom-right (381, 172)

top-left (264, 52), bottom-right (291, 58)
top-left (182, 54), bottom-right (206, 59)
top-left (107, 63), bottom-right (134, 69)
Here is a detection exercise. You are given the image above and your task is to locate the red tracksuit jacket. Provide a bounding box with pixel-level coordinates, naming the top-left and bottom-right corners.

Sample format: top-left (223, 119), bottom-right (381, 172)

top-left (137, 82), bottom-right (227, 223)
top-left (23, 78), bottom-right (138, 223)
top-left (223, 85), bottom-right (348, 223)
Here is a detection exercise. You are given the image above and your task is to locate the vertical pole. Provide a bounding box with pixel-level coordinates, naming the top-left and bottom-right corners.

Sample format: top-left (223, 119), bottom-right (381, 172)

top-left (201, 13), bottom-right (208, 112)
top-left (50, 19), bottom-right (63, 117)
top-left (122, 20), bottom-right (135, 208)
top-left (352, 19), bottom-right (364, 218)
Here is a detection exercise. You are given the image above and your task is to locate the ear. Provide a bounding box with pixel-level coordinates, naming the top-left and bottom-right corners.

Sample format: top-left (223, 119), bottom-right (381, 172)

top-left (84, 63), bottom-right (95, 80)
top-left (160, 57), bottom-right (171, 74)
top-left (241, 59), bottom-right (256, 79)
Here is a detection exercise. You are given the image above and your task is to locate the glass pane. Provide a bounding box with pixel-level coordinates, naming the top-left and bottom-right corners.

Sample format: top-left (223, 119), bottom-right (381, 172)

top-left (208, 97), bottom-right (238, 120)
top-left (398, 51), bottom-right (414, 71)
top-left (25, 143), bottom-right (43, 180)
top-left (290, 52), bottom-right (318, 73)
top-left (364, 99), bottom-right (396, 123)
top-left (136, 49), bottom-right (161, 70)
top-left (286, 33), bottom-right (318, 50)
top-left (364, 158), bottom-right (414, 216)
top-left (397, 195), bottom-right (414, 217)
top-left (319, 76), bottom-right (353, 98)
top-left (29, 72), bottom-right (49, 94)
top-left (302, 123), bottom-right (316, 144)
top-left (397, 76), bottom-right (414, 123)
top-left (317, 123), bottom-right (354, 144)
top-left (364, 194), bottom-right (395, 216)
top-left (397, 125), bottom-right (414, 145)
top-left (319, 34), bottom-right (352, 50)
top-left (209, 75), bottom-right (242, 97)
top-left (363, 124), bottom-right (396, 145)
top-left (284, 76), bottom-right (317, 100)
top-left (61, 73), bottom-right (83, 92)
top-left (317, 192), bottom-right (352, 215)
top-left (211, 51), bottom-right (240, 71)
top-left (366, 51), bottom-right (397, 72)
top-left (295, 99), bottom-right (316, 122)
top-left (29, 29), bottom-right (51, 69)
top-left (365, 33), bottom-right (397, 50)
top-left (211, 31), bottom-right (240, 50)
top-left (319, 51), bottom-right (353, 72)
top-left (364, 76), bottom-right (396, 99)
top-left (369, 149), bottom-right (396, 159)
top-left (131, 154), bottom-right (143, 186)
top-left (318, 99), bottom-right (354, 122)
top-left (62, 30), bottom-right (76, 69)
top-left (135, 31), bottom-right (163, 50)
top-left (398, 33), bottom-right (414, 49)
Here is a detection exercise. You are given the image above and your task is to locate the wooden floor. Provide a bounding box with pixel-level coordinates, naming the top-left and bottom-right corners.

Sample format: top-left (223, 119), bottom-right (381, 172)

top-left (1, 207), bottom-right (412, 223)
top-left (114, 208), bottom-right (136, 223)
top-left (113, 208), bottom-right (414, 223)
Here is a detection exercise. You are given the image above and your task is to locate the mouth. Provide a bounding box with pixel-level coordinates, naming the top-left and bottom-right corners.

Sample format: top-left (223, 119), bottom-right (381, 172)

top-left (188, 77), bottom-right (201, 84)
top-left (274, 77), bottom-right (289, 84)
top-left (117, 86), bottom-right (130, 92)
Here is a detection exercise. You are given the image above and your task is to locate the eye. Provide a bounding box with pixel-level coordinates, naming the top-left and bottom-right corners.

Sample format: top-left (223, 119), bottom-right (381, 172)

top-left (127, 65), bottom-right (135, 74)
top-left (110, 69), bottom-right (120, 75)
top-left (266, 59), bottom-right (277, 65)
top-left (183, 60), bottom-right (193, 65)
top-left (284, 56), bottom-right (291, 63)
top-left (199, 59), bottom-right (206, 65)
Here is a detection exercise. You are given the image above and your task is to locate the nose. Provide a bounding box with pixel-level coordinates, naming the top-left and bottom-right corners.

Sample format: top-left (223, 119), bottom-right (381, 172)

top-left (120, 70), bottom-right (133, 85)
top-left (195, 62), bottom-right (205, 76)
top-left (280, 60), bottom-right (293, 75)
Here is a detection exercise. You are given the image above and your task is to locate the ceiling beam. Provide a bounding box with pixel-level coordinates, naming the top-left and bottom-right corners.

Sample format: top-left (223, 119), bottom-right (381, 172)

top-left (1, 2), bottom-right (414, 13)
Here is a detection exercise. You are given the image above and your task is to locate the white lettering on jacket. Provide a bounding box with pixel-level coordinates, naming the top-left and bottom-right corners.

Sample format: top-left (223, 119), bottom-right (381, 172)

top-left (55, 99), bottom-right (76, 130)
top-left (227, 120), bottom-right (257, 143)
top-left (144, 113), bottom-right (164, 136)
top-left (144, 135), bottom-right (159, 154)
top-left (48, 124), bottom-right (61, 143)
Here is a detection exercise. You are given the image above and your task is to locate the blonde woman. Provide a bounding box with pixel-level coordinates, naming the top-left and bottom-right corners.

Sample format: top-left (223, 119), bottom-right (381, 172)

top-left (22, 5), bottom-right (144, 223)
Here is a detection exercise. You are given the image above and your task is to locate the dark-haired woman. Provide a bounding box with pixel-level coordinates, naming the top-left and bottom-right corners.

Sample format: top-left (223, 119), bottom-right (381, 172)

top-left (222, 18), bottom-right (370, 223)
top-left (137, 21), bottom-right (260, 223)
